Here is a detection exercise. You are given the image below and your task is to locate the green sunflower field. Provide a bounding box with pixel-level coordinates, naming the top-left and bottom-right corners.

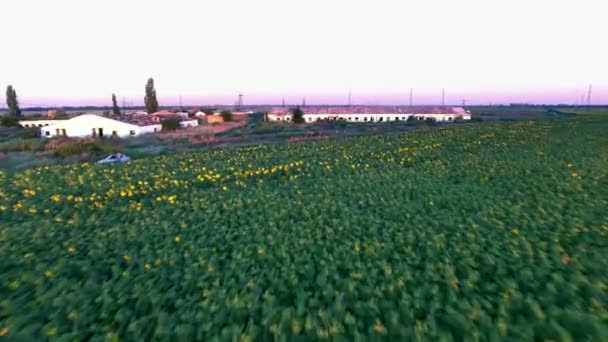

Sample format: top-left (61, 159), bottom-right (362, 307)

top-left (1, 115), bottom-right (607, 340)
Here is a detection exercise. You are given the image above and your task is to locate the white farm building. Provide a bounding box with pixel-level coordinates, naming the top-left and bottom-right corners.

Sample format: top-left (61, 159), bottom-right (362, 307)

top-left (19, 114), bottom-right (162, 138)
top-left (267, 106), bottom-right (472, 123)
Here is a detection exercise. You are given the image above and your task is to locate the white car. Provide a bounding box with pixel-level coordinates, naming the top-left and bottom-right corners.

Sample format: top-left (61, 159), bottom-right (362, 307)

top-left (97, 153), bottom-right (130, 164)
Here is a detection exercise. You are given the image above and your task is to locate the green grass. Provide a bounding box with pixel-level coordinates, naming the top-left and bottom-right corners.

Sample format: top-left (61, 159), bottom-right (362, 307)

top-left (554, 108), bottom-right (608, 116)
top-left (0, 115), bottom-right (607, 340)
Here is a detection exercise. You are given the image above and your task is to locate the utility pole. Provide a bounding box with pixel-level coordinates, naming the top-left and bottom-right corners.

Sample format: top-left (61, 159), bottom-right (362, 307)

top-left (409, 88), bottom-right (413, 106)
top-left (441, 88), bottom-right (445, 106)
top-left (461, 98), bottom-right (467, 108)
top-left (236, 93), bottom-right (243, 111)
top-left (179, 95), bottom-right (183, 110)
top-left (587, 84), bottom-right (592, 106)
top-left (282, 98), bottom-right (285, 107)
top-left (302, 97), bottom-right (306, 107)
top-left (348, 90), bottom-right (352, 107)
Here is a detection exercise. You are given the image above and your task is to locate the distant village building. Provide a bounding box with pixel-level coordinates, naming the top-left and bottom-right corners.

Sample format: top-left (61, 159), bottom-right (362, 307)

top-left (20, 114), bottom-right (162, 138)
top-left (151, 110), bottom-right (190, 118)
top-left (266, 106), bottom-right (472, 123)
top-left (178, 118), bottom-right (199, 128)
top-left (46, 109), bottom-right (67, 118)
top-left (150, 111), bottom-right (199, 128)
top-left (200, 115), bottom-right (224, 125)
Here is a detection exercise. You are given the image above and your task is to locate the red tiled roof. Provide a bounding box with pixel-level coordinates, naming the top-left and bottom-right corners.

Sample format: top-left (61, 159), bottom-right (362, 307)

top-left (151, 110), bottom-right (175, 116)
top-left (112, 114), bottom-right (160, 127)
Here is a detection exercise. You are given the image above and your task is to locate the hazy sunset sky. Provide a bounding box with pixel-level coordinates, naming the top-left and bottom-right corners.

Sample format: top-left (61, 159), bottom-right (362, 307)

top-left (1, 0), bottom-right (607, 107)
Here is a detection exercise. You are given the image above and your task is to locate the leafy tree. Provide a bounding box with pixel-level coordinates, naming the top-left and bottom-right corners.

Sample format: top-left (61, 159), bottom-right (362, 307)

top-left (6, 85), bottom-right (21, 117)
top-left (112, 93), bottom-right (121, 115)
top-left (220, 110), bottom-right (233, 122)
top-left (21, 127), bottom-right (40, 138)
top-left (161, 118), bottom-right (180, 131)
top-left (292, 106), bottom-right (305, 124)
top-left (0, 115), bottom-right (19, 127)
top-left (144, 78), bottom-right (159, 114)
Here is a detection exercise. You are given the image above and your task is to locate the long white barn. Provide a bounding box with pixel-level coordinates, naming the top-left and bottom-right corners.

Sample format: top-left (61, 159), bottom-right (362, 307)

top-left (267, 106), bottom-right (471, 123)
top-left (19, 114), bottom-right (162, 138)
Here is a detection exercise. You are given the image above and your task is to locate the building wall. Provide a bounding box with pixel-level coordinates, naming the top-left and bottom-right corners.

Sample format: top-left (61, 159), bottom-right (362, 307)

top-left (202, 115), bottom-right (224, 124)
top-left (40, 114), bottom-right (161, 138)
top-left (138, 124), bottom-right (163, 135)
top-left (19, 119), bottom-right (65, 128)
top-left (179, 119), bottom-right (199, 128)
top-left (267, 112), bottom-right (471, 123)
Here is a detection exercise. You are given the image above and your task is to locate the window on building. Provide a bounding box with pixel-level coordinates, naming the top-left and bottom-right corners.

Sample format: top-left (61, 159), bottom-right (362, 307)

top-left (355, 117), bottom-right (359, 121)
top-left (130, 130), bottom-right (136, 136)
top-left (38, 124), bottom-right (43, 127)
top-left (277, 117), bottom-right (281, 121)
top-left (379, 117), bottom-right (383, 122)
top-left (402, 117), bottom-right (406, 120)
top-left (45, 131), bottom-right (50, 136)
top-left (448, 117), bottom-right (453, 121)
top-left (395, 117), bottom-right (399, 121)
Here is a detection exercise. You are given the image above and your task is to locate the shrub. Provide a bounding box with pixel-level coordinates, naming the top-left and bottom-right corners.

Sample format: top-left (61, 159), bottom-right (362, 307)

top-left (0, 138), bottom-right (44, 152)
top-left (162, 119), bottom-right (181, 131)
top-left (21, 127), bottom-right (41, 138)
top-left (291, 107), bottom-right (305, 124)
top-left (54, 140), bottom-right (114, 157)
top-left (1, 115), bottom-right (19, 127)
top-left (425, 117), bottom-right (438, 126)
top-left (220, 110), bottom-right (233, 122)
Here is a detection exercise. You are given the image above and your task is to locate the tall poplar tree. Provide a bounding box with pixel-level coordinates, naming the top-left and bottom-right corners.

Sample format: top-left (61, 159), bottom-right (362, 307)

top-left (6, 85), bottom-right (21, 117)
top-left (111, 93), bottom-right (121, 115)
top-left (144, 78), bottom-right (159, 114)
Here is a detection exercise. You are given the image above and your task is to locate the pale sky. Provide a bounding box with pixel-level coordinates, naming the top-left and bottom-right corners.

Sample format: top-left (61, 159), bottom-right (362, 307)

top-left (1, 0), bottom-right (607, 107)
